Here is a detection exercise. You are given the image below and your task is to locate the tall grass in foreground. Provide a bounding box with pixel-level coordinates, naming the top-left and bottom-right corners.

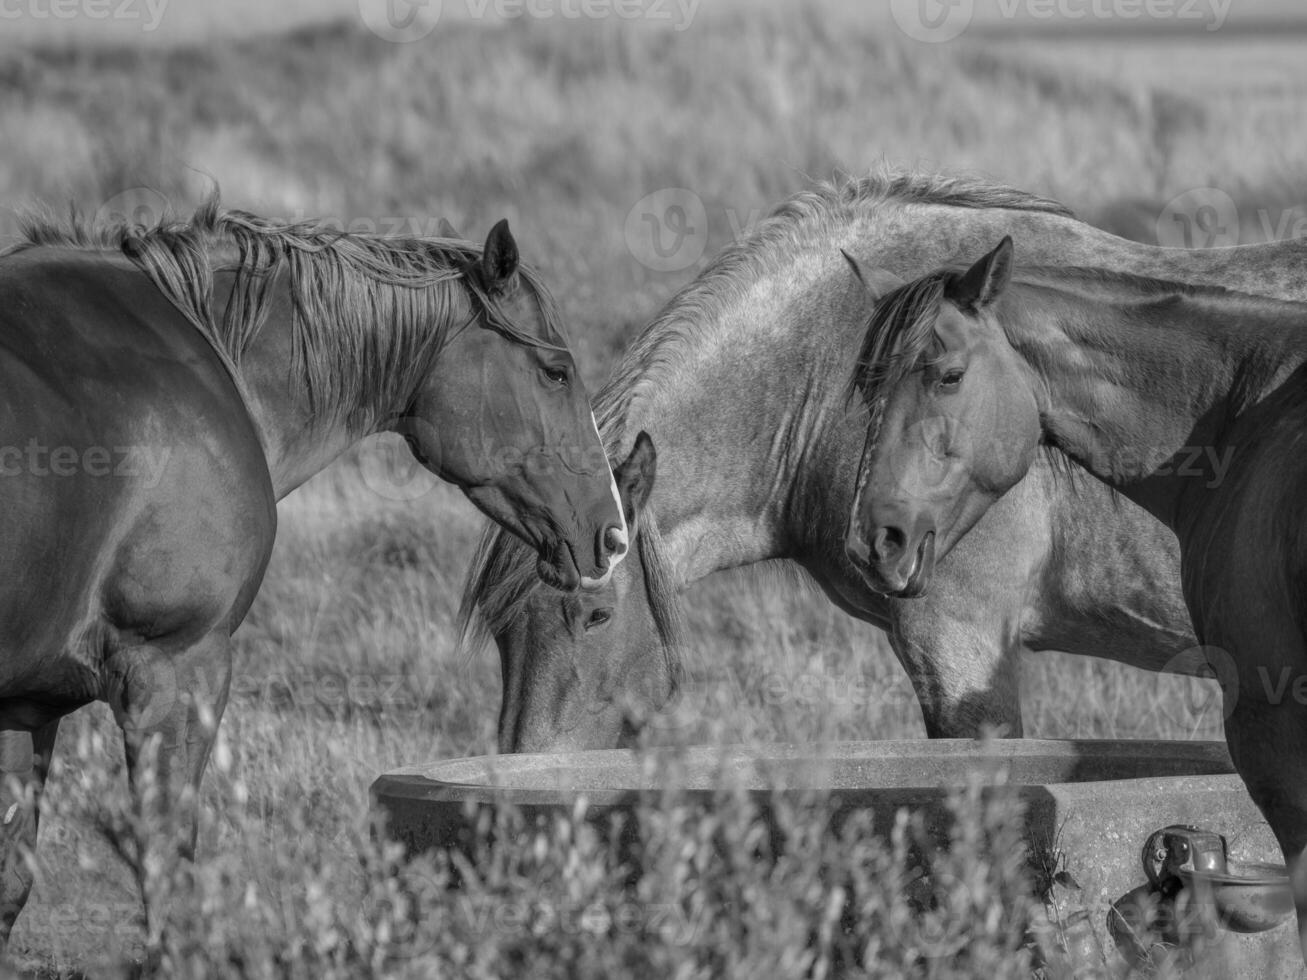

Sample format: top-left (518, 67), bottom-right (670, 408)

top-left (32, 718), bottom-right (1067, 980)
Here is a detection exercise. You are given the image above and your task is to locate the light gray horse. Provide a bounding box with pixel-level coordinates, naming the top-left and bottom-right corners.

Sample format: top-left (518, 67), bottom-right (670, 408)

top-left (461, 170), bottom-right (1307, 752)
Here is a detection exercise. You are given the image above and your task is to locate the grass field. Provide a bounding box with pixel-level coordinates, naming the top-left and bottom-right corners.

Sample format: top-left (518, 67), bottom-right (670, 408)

top-left (2, 2), bottom-right (1306, 976)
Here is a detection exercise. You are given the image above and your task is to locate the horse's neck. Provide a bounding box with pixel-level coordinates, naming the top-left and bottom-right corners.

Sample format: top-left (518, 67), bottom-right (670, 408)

top-left (215, 267), bottom-right (417, 499)
top-left (622, 367), bottom-right (791, 587)
top-left (620, 255), bottom-right (871, 587)
top-left (1009, 280), bottom-right (1307, 516)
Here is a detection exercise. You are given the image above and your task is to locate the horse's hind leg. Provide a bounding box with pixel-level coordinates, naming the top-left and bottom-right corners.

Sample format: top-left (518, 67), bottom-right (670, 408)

top-left (110, 631), bottom-right (234, 856)
top-left (0, 716), bottom-right (61, 943)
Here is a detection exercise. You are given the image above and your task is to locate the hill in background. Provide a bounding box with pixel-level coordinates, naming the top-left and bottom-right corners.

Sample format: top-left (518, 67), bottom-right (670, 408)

top-left (2, 5), bottom-right (1304, 380)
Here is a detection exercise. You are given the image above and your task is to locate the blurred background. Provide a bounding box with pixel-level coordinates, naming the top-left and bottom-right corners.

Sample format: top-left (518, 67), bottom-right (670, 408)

top-left (3, 0), bottom-right (1306, 970)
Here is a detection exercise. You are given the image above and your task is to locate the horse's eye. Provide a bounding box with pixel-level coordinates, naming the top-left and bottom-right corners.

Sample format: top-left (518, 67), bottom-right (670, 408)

top-left (584, 608), bottom-right (612, 631)
top-left (543, 365), bottom-right (569, 386)
top-left (939, 368), bottom-right (964, 390)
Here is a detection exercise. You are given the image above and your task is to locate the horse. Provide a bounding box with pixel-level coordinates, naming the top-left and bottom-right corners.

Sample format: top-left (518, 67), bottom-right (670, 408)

top-left (0, 198), bottom-right (629, 940)
top-left (458, 169), bottom-right (1307, 755)
top-left (844, 235), bottom-right (1307, 963)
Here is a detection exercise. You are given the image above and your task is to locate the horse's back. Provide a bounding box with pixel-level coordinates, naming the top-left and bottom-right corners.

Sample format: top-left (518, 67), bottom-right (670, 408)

top-left (0, 248), bottom-right (276, 699)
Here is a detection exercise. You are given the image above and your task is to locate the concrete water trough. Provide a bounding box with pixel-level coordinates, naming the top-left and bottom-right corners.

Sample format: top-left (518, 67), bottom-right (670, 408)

top-left (371, 738), bottom-right (1305, 978)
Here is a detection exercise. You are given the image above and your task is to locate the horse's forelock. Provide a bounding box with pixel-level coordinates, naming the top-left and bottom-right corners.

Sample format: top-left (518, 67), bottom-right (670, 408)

top-left (848, 270), bottom-right (951, 411)
top-left (463, 264), bottom-right (570, 356)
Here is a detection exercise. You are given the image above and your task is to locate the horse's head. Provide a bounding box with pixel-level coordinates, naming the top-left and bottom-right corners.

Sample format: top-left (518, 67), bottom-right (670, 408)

top-left (410, 220), bottom-right (627, 591)
top-left (463, 432), bottom-right (682, 753)
top-left (845, 237), bottom-right (1042, 597)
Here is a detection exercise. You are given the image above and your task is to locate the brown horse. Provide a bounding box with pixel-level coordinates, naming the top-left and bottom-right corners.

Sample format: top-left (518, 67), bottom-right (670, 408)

top-left (460, 170), bottom-right (1307, 755)
top-left (846, 237), bottom-right (1307, 962)
top-left (0, 199), bottom-right (627, 940)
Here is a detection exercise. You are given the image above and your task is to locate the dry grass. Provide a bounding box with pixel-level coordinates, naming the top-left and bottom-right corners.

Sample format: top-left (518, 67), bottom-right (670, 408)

top-left (2, 5), bottom-right (1305, 976)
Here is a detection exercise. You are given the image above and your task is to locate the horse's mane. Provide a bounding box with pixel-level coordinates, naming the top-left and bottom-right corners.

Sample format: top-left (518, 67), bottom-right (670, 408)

top-left (5, 193), bottom-right (566, 426)
top-left (848, 260), bottom-right (1307, 403)
top-left (458, 168), bottom-right (1076, 657)
top-left (847, 259), bottom-right (1307, 493)
top-left (595, 169), bottom-right (1074, 446)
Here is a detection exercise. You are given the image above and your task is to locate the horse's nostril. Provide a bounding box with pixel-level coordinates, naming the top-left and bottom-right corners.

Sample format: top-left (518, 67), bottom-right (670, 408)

top-left (872, 526), bottom-right (907, 563)
top-left (603, 524), bottom-right (628, 556)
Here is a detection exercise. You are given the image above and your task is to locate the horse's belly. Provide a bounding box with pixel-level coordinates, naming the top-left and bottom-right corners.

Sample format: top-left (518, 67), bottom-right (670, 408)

top-left (1180, 407), bottom-right (1307, 689)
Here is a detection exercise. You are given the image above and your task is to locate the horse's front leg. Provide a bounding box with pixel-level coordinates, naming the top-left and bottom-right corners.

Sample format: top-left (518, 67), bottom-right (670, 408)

top-left (0, 713), bottom-right (62, 944)
top-left (887, 588), bottom-right (1027, 739)
top-left (882, 470), bottom-right (1053, 739)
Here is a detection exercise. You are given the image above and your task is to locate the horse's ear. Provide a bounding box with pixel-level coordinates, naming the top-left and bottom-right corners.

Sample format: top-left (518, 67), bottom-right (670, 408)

top-left (947, 236), bottom-right (1014, 312)
top-left (842, 249), bottom-right (903, 299)
top-left (437, 218), bottom-right (461, 240)
top-left (615, 431), bottom-right (656, 531)
top-left (480, 219), bottom-right (519, 292)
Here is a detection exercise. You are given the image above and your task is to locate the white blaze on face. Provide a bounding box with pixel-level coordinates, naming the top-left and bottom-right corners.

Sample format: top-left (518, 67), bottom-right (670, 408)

top-left (579, 412), bottom-right (628, 589)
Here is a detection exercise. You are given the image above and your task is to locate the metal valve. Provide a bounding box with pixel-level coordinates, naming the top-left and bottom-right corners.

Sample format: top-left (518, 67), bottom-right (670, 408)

top-left (1111, 823), bottom-right (1293, 967)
